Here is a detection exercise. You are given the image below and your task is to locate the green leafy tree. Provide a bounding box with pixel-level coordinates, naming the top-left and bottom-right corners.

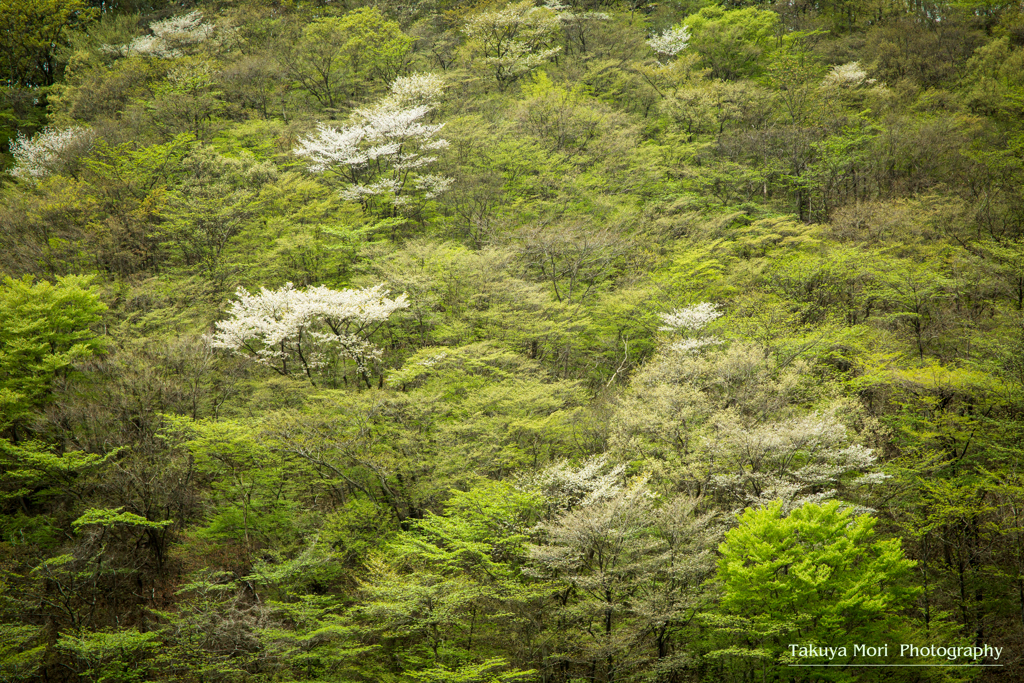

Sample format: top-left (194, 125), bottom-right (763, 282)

top-left (161, 145), bottom-right (277, 282)
top-left (354, 480), bottom-right (543, 682)
top-left (150, 58), bottom-right (225, 140)
top-left (283, 8), bottom-right (412, 110)
top-left (0, 0), bottom-right (95, 88)
top-left (868, 254), bottom-right (953, 360)
top-left (463, 0), bottom-right (562, 92)
top-left (149, 571), bottom-right (261, 682)
top-left (165, 417), bottom-right (305, 561)
top-left (0, 563), bottom-right (45, 682)
top-left (0, 274), bottom-right (106, 440)
top-left (77, 135), bottom-right (192, 276)
top-left (681, 5), bottom-right (780, 81)
top-left (56, 628), bottom-right (160, 683)
top-left (710, 500), bottom-right (920, 681)
top-left (259, 593), bottom-right (371, 682)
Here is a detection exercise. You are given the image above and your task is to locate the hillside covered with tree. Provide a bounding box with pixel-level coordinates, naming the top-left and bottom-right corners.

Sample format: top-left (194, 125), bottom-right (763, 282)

top-left (2, 0), bottom-right (1024, 681)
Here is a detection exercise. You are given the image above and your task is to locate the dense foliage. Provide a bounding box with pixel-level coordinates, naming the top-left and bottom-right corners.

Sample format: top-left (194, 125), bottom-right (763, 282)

top-left (2, 0), bottom-right (1024, 681)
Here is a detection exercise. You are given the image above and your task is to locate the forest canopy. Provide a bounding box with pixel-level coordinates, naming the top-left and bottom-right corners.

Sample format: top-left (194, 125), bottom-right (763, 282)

top-left (2, 0), bottom-right (1024, 681)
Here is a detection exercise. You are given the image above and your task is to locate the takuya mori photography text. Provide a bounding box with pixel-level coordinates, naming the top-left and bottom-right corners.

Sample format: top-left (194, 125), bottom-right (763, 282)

top-left (788, 643), bottom-right (1005, 666)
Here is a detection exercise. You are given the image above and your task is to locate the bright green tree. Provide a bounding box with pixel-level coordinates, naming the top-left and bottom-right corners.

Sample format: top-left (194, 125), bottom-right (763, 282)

top-left (0, 274), bottom-right (106, 440)
top-left (283, 8), bottom-right (412, 109)
top-left (354, 480), bottom-right (543, 682)
top-left (680, 5), bottom-right (780, 81)
top-left (56, 628), bottom-right (160, 683)
top-left (710, 500), bottom-right (920, 681)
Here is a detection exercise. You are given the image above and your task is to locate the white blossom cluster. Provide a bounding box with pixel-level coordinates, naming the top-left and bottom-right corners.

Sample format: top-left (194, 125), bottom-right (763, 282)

top-left (526, 475), bottom-right (659, 578)
top-left (150, 11), bottom-right (215, 45)
top-left (658, 302), bottom-right (723, 332)
top-left (9, 126), bottom-right (95, 180)
top-left (411, 173), bottom-right (455, 200)
top-left (417, 352), bottom-right (448, 368)
top-left (526, 456), bottom-right (628, 512)
top-left (112, 35), bottom-right (175, 58)
top-left (704, 409), bottom-right (884, 512)
top-left (103, 11), bottom-right (213, 59)
top-left (380, 73), bottom-right (446, 110)
top-left (212, 282), bottom-right (409, 375)
top-left (659, 303), bottom-right (724, 354)
top-left (647, 26), bottom-right (691, 57)
top-left (465, 1), bottom-right (561, 41)
top-left (667, 337), bottom-right (723, 354)
top-left (294, 77), bottom-right (452, 208)
top-left (822, 61), bottom-right (870, 88)
top-left (464, 0), bottom-right (562, 86)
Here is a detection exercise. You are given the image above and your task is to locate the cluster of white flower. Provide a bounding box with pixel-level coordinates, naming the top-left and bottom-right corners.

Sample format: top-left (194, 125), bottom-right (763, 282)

top-left (9, 126), bottom-right (95, 180)
top-left (295, 76), bottom-right (452, 208)
top-left (150, 11), bottom-right (214, 45)
top-left (647, 26), bottom-right (691, 57)
top-left (667, 337), bottom-right (723, 354)
top-left (659, 302), bottom-right (723, 332)
top-left (822, 61), bottom-right (870, 88)
top-left (380, 73), bottom-right (446, 110)
top-left (705, 408), bottom-right (884, 512)
top-left (545, 0), bottom-right (610, 19)
top-left (340, 177), bottom-right (402, 203)
top-left (212, 282), bottom-right (409, 376)
top-left (412, 173), bottom-right (455, 199)
top-left (295, 123), bottom-right (395, 175)
top-left (480, 40), bottom-right (561, 83)
top-left (418, 352), bottom-right (448, 368)
top-left (465, 1), bottom-right (559, 39)
top-left (658, 303), bottom-right (724, 354)
top-left (464, 0), bottom-right (563, 87)
top-left (111, 34), bottom-right (177, 59)
top-left (103, 11), bottom-right (213, 59)
top-left (528, 456), bottom-right (628, 512)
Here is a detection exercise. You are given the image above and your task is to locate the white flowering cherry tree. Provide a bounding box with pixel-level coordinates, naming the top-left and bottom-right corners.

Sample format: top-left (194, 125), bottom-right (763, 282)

top-left (293, 73), bottom-right (452, 217)
top-left (822, 61), bottom-right (869, 89)
top-left (103, 11), bottom-right (214, 59)
top-left (647, 26), bottom-right (691, 59)
top-left (9, 126), bottom-right (96, 180)
top-left (212, 282), bottom-right (409, 387)
top-left (658, 301), bottom-right (724, 353)
top-left (464, 0), bottom-right (562, 91)
top-left (612, 302), bottom-right (886, 513)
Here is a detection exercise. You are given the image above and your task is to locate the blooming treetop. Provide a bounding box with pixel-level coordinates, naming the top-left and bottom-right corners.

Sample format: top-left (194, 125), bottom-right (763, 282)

top-left (659, 302), bottom-right (724, 353)
top-left (528, 456), bottom-right (627, 512)
top-left (9, 126), bottom-right (95, 180)
top-left (705, 407), bottom-right (884, 512)
top-left (381, 73), bottom-right (446, 109)
top-left (658, 302), bottom-right (722, 332)
top-left (543, 0), bottom-right (610, 22)
top-left (150, 11), bottom-right (215, 45)
top-left (102, 11), bottom-right (214, 59)
top-left (822, 61), bottom-right (871, 88)
top-left (463, 0), bottom-right (562, 90)
top-left (294, 105), bottom-right (444, 175)
top-left (293, 74), bottom-right (452, 209)
top-left (647, 26), bottom-right (691, 58)
top-left (212, 282), bottom-right (409, 384)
